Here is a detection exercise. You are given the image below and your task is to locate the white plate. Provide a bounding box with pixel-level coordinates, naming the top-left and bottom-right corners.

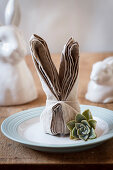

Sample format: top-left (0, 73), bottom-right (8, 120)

top-left (1, 105), bottom-right (113, 152)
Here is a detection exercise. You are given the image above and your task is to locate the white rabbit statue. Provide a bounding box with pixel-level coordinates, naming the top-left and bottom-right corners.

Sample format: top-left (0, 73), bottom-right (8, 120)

top-left (85, 56), bottom-right (113, 103)
top-left (0, 0), bottom-right (37, 106)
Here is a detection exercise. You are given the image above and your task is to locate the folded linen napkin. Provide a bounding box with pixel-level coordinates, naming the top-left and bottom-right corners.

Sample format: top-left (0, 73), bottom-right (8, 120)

top-left (30, 34), bottom-right (80, 135)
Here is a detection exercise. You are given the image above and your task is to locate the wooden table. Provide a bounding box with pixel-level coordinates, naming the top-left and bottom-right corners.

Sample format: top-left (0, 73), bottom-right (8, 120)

top-left (0, 53), bottom-right (113, 170)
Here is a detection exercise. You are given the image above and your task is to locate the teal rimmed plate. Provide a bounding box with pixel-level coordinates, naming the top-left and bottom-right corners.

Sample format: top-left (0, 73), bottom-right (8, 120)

top-left (1, 105), bottom-right (113, 153)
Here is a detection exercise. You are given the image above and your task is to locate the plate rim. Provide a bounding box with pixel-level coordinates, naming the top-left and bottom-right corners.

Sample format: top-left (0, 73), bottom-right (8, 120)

top-left (1, 105), bottom-right (113, 149)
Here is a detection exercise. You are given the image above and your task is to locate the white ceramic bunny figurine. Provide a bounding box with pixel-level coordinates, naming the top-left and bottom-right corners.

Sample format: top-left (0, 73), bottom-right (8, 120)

top-left (85, 56), bottom-right (113, 103)
top-left (0, 0), bottom-right (37, 105)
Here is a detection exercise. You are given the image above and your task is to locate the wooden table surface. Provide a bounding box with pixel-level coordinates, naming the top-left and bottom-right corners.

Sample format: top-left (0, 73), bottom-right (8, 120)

top-left (0, 53), bottom-right (113, 170)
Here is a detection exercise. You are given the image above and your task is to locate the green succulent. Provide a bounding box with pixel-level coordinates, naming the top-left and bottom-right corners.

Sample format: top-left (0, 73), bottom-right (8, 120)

top-left (67, 109), bottom-right (97, 141)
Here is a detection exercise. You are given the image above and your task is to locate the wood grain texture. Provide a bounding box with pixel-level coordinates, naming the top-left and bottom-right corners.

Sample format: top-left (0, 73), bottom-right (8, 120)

top-left (0, 53), bottom-right (113, 167)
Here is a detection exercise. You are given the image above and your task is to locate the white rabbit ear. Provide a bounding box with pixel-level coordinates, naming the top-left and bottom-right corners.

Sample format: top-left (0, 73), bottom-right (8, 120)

top-left (5, 0), bottom-right (20, 26)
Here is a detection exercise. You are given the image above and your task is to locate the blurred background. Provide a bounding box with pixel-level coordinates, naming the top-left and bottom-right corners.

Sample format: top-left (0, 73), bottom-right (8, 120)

top-left (0, 0), bottom-right (113, 54)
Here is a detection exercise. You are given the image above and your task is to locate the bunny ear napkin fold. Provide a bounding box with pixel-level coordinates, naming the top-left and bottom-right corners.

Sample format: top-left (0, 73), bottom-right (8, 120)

top-left (30, 34), bottom-right (80, 135)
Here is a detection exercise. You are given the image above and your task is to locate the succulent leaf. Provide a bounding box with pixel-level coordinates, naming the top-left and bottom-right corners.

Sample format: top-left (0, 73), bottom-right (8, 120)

top-left (67, 120), bottom-right (75, 131)
top-left (82, 109), bottom-right (93, 121)
top-left (89, 128), bottom-right (97, 139)
top-left (81, 120), bottom-right (90, 127)
top-left (75, 123), bottom-right (83, 129)
top-left (72, 127), bottom-right (79, 139)
top-left (75, 114), bottom-right (86, 123)
top-left (88, 119), bottom-right (97, 129)
top-left (70, 131), bottom-right (75, 139)
top-left (79, 134), bottom-right (89, 141)
top-left (77, 128), bottom-right (83, 136)
top-left (82, 125), bottom-right (90, 135)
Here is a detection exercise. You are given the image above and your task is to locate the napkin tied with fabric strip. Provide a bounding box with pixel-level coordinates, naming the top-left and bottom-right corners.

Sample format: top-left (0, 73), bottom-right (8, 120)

top-left (30, 34), bottom-right (80, 135)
